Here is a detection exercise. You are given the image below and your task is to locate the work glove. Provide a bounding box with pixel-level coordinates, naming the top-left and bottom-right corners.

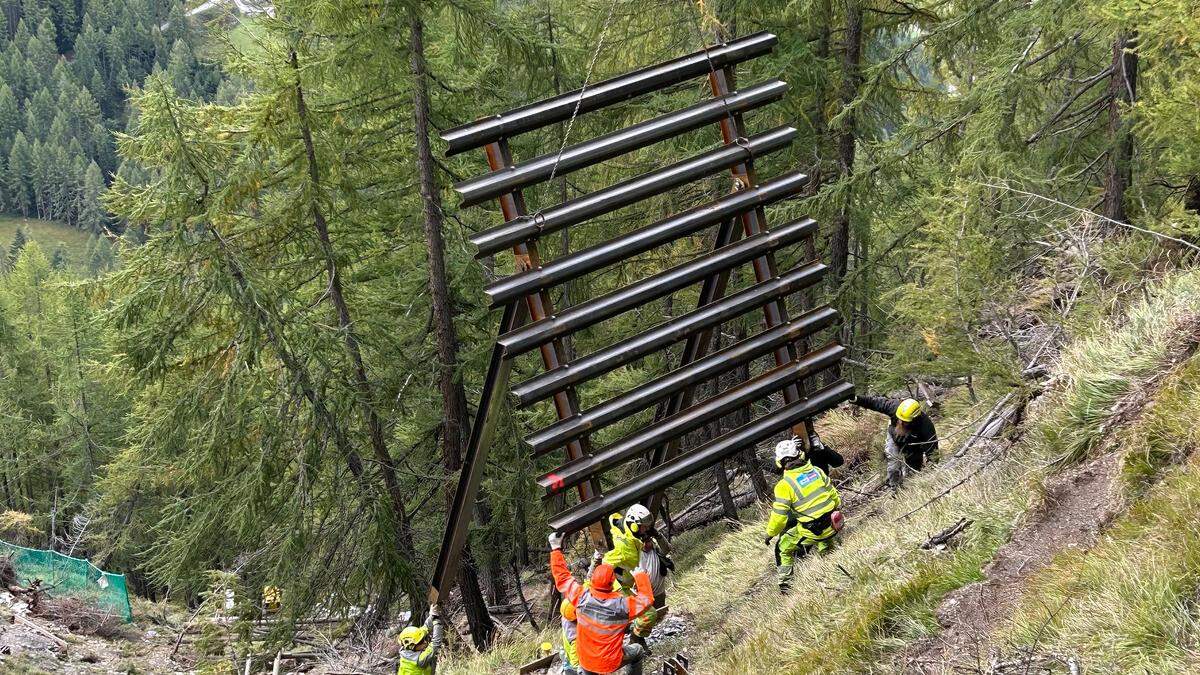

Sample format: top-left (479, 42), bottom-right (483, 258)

top-left (548, 531), bottom-right (565, 550)
top-left (592, 550), bottom-right (604, 563)
top-left (430, 604), bottom-right (442, 623)
top-left (662, 556), bottom-right (676, 573)
top-left (763, 536), bottom-right (774, 547)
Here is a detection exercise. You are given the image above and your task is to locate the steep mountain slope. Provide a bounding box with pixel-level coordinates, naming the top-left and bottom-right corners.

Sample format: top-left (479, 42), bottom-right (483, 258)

top-left (440, 268), bottom-right (1200, 674)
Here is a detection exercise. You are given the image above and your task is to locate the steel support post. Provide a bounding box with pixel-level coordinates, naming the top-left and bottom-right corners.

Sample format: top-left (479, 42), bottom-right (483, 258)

top-left (482, 139), bottom-right (608, 549)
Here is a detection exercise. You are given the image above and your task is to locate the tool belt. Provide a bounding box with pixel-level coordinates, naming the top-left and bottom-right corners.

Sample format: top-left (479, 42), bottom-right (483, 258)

top-left (804, 511), bottom-right (834, 537)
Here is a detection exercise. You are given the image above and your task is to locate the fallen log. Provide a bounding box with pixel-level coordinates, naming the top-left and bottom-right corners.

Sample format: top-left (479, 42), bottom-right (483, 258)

top-left (921, 517), bottom-right (973, 549)
top-left (13, 613), bottom-right (68, 650)
top-left (670, 489), bottom-right (757, 532)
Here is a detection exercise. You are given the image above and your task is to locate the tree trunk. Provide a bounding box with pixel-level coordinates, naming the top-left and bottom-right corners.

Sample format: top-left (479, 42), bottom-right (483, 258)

top-left (713, 462), bottom-right (738, 521)
top-left (830, 0), bottom-right (863, 284)
top-left (1102, 31), bottom-right (1137, 225)
top-left (732, 328), bottom-right (772, 502)
top-left (705, 333), bottom-right (738, 521)
top-left (408, 15), bottom-right (496, 650)
top-left (288, 49), bottom-right (425, 622)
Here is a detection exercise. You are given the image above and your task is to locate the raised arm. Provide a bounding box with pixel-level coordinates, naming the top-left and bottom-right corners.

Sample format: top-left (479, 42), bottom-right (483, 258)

top-left (414, 609), bottom-right (445, 668)
top-left (549, 534), bottom-right (584, 605)
top-left (851, 394), bottom-right (900, 417)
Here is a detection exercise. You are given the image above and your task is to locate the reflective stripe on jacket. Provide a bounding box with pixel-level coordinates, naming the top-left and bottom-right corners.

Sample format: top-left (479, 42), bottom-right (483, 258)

top-left (765, 462), bottom-right (840, 538)
top-left (551, 549), bottom-right (653, 673)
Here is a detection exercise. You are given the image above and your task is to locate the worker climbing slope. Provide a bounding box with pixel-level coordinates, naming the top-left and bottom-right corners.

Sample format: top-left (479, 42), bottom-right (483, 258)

top-left (764, 438), bottom-right (843, 593)
top-left (602, 505), bottom-right (673, 649)
top-left (849, 394), bottom-right (939, 489)
top-left (550, 531), bottom-right (653, 675)
top-left (396, 606), bottom-right (445, 674)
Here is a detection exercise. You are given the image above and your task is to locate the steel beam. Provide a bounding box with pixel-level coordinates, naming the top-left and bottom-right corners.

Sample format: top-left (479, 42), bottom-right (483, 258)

top-left (525, 308), bottom-right (839, 455)
top-left (538, 343), bottom-right (846, 498)
top-left (548, 380), bottom-right (856, 534)
top-left (485, 171), bottom-right (809, 308)
top-left (469, 126), bottom-right (797, 258)
top-left (511, 262), bottom-right (827, 404)
top-left (499, 220), bottom-right (820, 362)
top-left (646, 65), bottom-right (816, 516)
top-left (430, 303), bottom-right (518, 604)
top-left (454, 80), bottom-right (789, 207)
top-left (441, 32), bottom-right (778, 156)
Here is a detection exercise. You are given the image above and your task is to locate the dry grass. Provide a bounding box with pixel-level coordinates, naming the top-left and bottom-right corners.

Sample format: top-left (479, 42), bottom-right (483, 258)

top-left (441, 269), bottom-right (1200, 674)
top-left (33, 596), bottom-right (137, 639)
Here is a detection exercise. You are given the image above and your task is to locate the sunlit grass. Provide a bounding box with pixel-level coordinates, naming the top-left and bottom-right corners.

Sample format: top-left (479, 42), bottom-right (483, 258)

top-left (441, 270), bottom-right (1200, 674)
top-left (0, 215), bottom-right (94, 269)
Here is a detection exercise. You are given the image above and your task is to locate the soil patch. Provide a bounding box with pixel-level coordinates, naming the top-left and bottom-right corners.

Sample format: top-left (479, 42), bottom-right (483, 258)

top-left (901, 451), bottom-right (1122, 673)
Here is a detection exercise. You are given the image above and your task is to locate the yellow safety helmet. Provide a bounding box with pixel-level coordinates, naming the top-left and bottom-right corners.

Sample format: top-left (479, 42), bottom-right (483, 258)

top-left (398, 625), bottom-right (429, 648)
top-left (896, 398), bottom-right (922, 422)
top-left (560, 598), bottom-right (576, 621)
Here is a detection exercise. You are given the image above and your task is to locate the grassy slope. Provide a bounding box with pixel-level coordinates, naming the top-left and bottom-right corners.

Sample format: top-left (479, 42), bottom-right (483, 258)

top-left (442, 270), bottom-right (1200, 674)
top-left (0, 216), bottom-right (94, 268)
top-left (671, 269), bottom-right (1200, 674)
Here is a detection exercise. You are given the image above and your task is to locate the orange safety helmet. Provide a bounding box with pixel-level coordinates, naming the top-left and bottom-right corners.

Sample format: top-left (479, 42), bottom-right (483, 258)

top-left (590, 563), bottom-right (616, 593)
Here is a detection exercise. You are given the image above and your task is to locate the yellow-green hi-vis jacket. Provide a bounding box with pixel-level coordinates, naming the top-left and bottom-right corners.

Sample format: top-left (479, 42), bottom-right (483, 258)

top-left (766, 461), bottom-right (841, 540)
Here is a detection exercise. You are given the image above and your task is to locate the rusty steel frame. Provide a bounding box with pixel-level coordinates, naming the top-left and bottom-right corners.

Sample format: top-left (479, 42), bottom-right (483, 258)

top-left (429, 32), bottom-right (849, 605)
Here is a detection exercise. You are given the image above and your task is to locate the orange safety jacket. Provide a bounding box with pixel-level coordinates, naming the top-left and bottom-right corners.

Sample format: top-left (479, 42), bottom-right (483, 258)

top-left (550, 549), bottom-right (653, 673)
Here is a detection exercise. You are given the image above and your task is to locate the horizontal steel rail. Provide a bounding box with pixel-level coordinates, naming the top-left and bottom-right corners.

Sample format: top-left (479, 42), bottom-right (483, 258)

top-left (511, 261), bottom-right (826, 404)
top-left (469, 126), bottom-right (797, 258)
top-left (441, 31), bottom-right (778, 156)
top-left (454, 80), bottom-right (789, 207)
top-left (547, 379), bottom-right (856, 534)
top-left (499, 219), bottom-right (819, 363)
top-left (538, 342), bottom-right (846, 498)
top-left (485, 171), bottom-right (809, 308)
top-left (525, 306), bottom-right (839, 455)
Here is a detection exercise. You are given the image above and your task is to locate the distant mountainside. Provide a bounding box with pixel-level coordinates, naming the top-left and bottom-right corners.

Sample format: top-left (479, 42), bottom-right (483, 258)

top-left (0, 0), bottom-right (220, 234)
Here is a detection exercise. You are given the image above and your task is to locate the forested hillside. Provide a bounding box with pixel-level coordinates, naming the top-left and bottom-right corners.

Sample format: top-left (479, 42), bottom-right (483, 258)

top-left (0, 0), bottom-right (218, 230)
top-left (1, 0), bottom-right (1199, 672)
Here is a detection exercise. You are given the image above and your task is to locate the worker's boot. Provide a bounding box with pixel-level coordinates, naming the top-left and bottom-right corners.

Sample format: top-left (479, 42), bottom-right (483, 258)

top-left (777, 564), bottom-right (794, 594)
top-left (630, 631), bottom-right (652, 657)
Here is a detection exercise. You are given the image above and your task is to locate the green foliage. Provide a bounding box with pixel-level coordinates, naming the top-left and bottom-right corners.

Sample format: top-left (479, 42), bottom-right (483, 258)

top-left (0, 0), bottom-right (220, 233)
top-left (0, 239), bottom-right (128, 552)
top-left (0, 0), bottom-right (1196, 652)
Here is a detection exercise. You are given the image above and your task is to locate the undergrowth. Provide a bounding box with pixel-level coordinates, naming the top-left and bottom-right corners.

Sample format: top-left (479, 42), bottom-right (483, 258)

top-left (1039, 270), bottom-right (1200, 464)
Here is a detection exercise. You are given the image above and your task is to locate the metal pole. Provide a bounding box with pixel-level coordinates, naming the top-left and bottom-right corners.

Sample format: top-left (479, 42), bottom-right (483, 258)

top-left (441, 31), bottom-right (778, 155)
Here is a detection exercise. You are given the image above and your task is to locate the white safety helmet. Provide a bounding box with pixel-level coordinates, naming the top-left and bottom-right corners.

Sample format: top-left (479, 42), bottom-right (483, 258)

top-left (624, 504), bottom-right (651, 534)
top-left (774, 438), bottom-right (803, 468)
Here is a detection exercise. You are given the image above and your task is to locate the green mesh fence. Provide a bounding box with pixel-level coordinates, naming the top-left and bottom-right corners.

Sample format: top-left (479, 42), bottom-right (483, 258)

top-left (0, 540), bottom-right (132, 622)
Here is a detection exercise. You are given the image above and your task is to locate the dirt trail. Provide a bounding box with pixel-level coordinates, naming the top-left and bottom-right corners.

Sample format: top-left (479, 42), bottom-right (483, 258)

top-left (901, 450), bottom-right (1122, 672)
